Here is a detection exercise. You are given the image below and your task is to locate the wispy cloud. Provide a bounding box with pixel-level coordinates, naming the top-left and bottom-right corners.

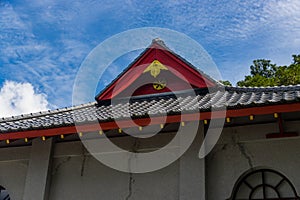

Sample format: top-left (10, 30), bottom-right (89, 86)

top-left (0, 0), bottom-right (299, 107)
top-left (156, 0), bottom-right (300, 83)
top-left (262, 0), bottom-right (300, 49)
top-left (0, 1), bottom-right (92, 107)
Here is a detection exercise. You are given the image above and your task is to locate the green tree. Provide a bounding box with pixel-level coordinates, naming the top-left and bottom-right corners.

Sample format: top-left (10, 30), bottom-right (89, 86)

top-left (237, 55), bottom-right (300, 87)
top-left (219, 80), bottom-right (232, 86)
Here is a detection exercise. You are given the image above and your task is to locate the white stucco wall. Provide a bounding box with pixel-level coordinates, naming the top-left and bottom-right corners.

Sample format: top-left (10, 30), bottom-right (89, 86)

top-left (48, 127), bottom-right (205, 200)
top-left (206, 121), bottom-right (300, 200)
top-left (0, 120), bottom-right (299, 200)
top-left (49, 154), bottom-right (179, 200)
top-left (0, 146), bottom-right (29, 200)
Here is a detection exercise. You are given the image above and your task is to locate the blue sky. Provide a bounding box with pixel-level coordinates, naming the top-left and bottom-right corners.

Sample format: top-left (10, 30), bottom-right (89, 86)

top-left (0, 0), bottom-right (300, 116)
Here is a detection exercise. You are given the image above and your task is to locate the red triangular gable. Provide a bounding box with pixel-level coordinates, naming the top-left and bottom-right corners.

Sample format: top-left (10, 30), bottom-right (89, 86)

top-left (96, 39), bottom-right (217, 101)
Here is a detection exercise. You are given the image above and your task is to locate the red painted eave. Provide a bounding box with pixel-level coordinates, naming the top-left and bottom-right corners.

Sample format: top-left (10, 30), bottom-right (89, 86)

top-left (1, 103), bottom-right (300, 141)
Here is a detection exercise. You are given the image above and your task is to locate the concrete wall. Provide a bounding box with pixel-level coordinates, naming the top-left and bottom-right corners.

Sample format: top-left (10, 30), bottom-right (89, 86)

top-left (0, 120), bottom-right (299, 200)
top-left (206, 121), bottom-right (300, 200)
top-left (0, 146), bottom-right (29, 199)
top-left (0, 125), bottom-right (205, 200)
top-left (48, 126), bottom-right (205, 200)
top-left (49, 153), bottom-right (179, 200)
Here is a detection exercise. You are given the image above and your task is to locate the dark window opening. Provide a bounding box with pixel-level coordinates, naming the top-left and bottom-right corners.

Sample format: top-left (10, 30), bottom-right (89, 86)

top-left (229, 168), bottom-right (299, 200)
top-left (0, 186), bottom-right (10, 200)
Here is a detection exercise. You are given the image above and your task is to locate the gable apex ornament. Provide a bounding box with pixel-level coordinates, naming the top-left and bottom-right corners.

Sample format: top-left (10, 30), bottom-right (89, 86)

top-left (143, 60), bottom-right (168, 78)
top-left (96, 40), bottom-right (217, 101)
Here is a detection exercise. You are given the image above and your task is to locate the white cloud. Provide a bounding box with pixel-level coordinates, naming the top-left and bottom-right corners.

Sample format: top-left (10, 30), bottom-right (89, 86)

top-left (1, 0), bottom-right (299, 100)
top-left (0, 81), bottom-right (49, 117)
top-left (0, 1), bottom-right (92, 108)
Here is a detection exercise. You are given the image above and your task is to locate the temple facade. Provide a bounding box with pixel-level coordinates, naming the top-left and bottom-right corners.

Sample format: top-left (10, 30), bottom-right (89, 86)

top-left (0, 39), bottom-right (300, 200)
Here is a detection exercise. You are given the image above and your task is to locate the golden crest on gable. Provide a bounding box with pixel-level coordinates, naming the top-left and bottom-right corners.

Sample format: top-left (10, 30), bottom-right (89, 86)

top-left (143, 60), bottom-right (168, 78)
top-left (153, 79), bottom-right (167, 90)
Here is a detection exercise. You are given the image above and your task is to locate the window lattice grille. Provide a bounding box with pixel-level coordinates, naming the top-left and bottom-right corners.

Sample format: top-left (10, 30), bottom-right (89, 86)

top-left (229, 169), bottom-right (299, 200)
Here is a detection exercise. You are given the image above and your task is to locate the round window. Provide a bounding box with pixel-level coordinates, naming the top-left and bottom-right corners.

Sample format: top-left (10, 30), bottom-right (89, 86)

top-left (229, 168), bottom-right (299, 200)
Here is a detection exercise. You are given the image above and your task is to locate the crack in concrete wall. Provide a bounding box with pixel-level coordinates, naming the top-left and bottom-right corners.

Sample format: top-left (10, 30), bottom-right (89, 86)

top-left (231, 132), bottom-right (254, 168)
top-left (125, 173), bottom-right (135, 200)
top-left (208, 144), bottom-right (228, 161)
top-left (237, 143), bottom-right (253, 168)
top-left (52, 156), bottom-right (71, 176)
top-left (132, 139), bottom-right (140, 153)
top-left (124, 139), bottom-right (140, 200)
top-left (80, 146), bottom-right (87, 177)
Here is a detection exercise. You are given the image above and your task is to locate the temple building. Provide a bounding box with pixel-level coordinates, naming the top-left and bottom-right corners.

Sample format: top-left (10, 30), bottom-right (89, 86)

top-left (0, 39), bottom-right (300, 200)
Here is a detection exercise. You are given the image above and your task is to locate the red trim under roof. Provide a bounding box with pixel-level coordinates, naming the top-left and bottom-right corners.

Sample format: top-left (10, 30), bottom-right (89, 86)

top-left (1, 103), bottom-right (300, 142)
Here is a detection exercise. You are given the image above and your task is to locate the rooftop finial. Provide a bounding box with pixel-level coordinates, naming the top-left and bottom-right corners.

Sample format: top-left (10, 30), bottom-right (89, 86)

top-left (152, 38), bottom-right (166, 46)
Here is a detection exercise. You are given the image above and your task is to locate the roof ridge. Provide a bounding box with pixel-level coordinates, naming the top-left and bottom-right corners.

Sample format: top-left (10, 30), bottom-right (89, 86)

top-left (225, 84), bottom-right (300, 92)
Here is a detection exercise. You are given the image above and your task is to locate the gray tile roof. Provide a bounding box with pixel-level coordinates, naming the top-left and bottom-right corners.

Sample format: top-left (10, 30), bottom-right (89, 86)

top-left (0, 85), bottom-right (300, 134)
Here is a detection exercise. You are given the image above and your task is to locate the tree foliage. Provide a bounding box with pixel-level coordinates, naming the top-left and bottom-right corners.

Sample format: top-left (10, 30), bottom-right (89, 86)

top-left (219, 80), bottom-right (232, 86)
top-left (237, 55), bottom-right (300, 87)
